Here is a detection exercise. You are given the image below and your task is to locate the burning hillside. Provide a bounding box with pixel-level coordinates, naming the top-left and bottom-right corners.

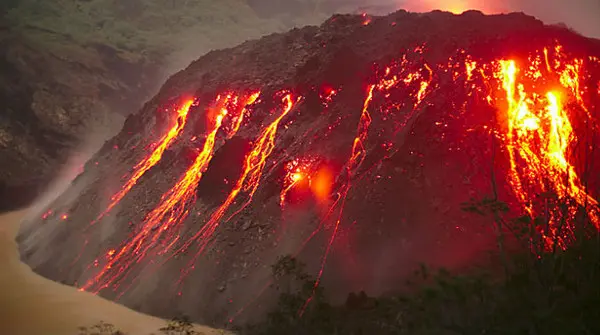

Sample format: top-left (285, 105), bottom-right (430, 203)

top-left (17, 10), bottom-right (600, 326)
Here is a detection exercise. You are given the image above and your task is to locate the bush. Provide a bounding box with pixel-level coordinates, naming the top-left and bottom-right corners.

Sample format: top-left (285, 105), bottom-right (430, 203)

top-left (244, 195), bottom-right (600, 335)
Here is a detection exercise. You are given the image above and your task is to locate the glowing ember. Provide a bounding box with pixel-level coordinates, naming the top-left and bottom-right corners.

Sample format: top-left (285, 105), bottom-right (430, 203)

top-left (361, 13), bottom-right (372, 25)
top-left (41, 210), bottom-right (53, 220)
top-left (280, 158), bottom-right (312, 207)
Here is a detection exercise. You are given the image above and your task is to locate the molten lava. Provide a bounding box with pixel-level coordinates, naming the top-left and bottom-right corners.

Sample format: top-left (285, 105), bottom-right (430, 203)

top-left (175, 93), bottom-right (299, 280)
top-left (495, 52), bottom-right (599, 247)
top-left (82, 93), bottom-right (259, 292)
top-left (91, 99), bottom-right (195, 225)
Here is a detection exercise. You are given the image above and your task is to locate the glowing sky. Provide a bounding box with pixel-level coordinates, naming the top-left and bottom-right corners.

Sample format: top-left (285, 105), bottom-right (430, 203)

top-left (391, 0), bottom-right (600, 38)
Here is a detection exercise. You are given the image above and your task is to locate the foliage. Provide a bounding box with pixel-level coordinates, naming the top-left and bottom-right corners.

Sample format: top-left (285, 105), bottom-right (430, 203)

top-left (158, 316), bottom-right (203, 335)
top-left (77, 321), bottom-right (125, 335)
top-left (244, 195), bottom-right (600, 335)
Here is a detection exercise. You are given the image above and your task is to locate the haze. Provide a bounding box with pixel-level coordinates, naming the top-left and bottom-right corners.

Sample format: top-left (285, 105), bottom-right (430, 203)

top-left (391, 0), bottom-right (600, 38)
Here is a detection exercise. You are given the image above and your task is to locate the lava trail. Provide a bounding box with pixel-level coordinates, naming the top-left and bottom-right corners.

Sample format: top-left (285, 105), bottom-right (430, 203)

top-left (175, 93), bottom-right (299, 281)
top-left (82, 93), bottom-right (259, 292)
top-left (493, 49), bottom-right (599, 247)
top-left (301, 55), bottom-right (435, 312)
top-left (91, 100), bottom-right (195, 225)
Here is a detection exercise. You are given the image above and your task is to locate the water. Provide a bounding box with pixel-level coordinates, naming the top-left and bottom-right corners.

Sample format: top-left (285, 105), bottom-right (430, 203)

top-left (0, 210), bottom-right (223, 335)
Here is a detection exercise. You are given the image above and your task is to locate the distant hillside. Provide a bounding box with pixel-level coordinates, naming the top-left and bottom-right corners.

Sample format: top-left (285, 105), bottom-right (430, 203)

top-left (0, 0), bottom-right (337, 211)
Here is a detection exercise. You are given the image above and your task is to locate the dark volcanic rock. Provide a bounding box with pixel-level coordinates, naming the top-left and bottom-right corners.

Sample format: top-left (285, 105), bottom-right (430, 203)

top-left (17, 10), bottom-right (600, 328)
top-left (0, 26), bottom-right (161, 210)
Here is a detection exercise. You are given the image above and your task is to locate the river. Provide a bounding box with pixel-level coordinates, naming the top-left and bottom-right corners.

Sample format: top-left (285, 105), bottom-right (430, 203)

top-left (0, 209), bottom-right (223, 335)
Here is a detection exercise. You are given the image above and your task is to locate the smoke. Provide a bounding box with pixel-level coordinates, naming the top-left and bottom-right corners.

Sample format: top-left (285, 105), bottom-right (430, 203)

top-left (18, 121), bottom-right (121, 268)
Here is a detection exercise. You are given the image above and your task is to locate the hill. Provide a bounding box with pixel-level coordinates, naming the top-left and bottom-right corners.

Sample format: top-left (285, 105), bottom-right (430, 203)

top-left (16, 9), bottom-right (600, 327)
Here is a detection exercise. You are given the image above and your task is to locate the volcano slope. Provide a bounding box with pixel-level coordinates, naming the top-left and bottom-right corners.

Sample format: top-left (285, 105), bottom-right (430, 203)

top-left (17, 10), bottom-right (600, 327)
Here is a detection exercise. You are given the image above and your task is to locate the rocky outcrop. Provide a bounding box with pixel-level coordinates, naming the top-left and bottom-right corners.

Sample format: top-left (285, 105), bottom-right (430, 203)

top-left (17, 10), bottom-right (600, 328)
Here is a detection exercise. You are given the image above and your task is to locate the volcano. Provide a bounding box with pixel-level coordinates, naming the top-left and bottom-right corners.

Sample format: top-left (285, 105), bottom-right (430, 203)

top-left (16, 10), bottom-right (600, 327)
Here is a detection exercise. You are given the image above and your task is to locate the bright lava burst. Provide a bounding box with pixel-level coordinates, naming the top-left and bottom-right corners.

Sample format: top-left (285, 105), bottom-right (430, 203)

top-left (495, 50), bottom-right (599, 248)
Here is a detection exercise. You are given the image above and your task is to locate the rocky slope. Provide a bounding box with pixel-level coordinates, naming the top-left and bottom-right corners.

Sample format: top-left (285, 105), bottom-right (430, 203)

top-left (17, 10), bottom-right (600, 327)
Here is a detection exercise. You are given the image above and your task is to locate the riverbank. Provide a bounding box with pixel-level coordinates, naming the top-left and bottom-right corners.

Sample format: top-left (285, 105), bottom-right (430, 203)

top-left (0, 209), bottom-right (223, 335)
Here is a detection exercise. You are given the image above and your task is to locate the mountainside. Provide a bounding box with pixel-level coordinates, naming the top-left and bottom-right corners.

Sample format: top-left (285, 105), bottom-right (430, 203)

top-left (0, 23), bottom-right (160, 211)
top-left (17, 9), bottom-right (600, 327)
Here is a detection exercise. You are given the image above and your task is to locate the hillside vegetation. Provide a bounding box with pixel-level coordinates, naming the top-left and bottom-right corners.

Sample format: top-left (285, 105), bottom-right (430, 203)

top-left (4, 0), bottom-right (328, 60)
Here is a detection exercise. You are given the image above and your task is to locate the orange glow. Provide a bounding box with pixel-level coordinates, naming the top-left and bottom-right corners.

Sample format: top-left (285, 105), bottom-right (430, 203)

top-left (175, 93), bottom-right (299, 280)
top-left (280, 158), bottom-right (312, 207)
top-left (311, 166), bottom-right (333, 204)
top-left (82, 96), bottom-right (229, 292)
top-left (228, 92), bottom-right (261, 138)
top-left (403, 0), bottom-right (501, 14)
top-left (497, 53), bottom-right (599, 248)
top-left (91, 99), bottom-right (194, 226)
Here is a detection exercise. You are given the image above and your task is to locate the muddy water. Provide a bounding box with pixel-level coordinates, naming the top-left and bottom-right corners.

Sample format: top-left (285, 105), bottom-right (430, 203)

top-left (0, 210), bottom-right (224, 335)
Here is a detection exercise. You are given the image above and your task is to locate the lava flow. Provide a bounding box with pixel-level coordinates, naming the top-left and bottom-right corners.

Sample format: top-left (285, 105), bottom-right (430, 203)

top-left (175, 93), bottom-right (299, 280)
top-left (495, 51), bottom-right (599, 247)
top-left (300, 53), bottom-right (435, 311)
top-left (82, 93), bottom-right (259, 292)
top-left (90, 99), bottom-right (195, 225)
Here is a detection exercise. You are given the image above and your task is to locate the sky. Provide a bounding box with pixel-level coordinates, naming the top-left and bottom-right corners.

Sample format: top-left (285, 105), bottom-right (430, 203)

top-left (374, 0), bottom-right (600, 38)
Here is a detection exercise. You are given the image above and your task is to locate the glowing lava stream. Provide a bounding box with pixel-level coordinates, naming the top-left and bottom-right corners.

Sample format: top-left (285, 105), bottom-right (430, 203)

top-left (82, 93), bottom-right (259, 292)
top-left (298, 84), bottom-right (374, 314)
top-left (297, 60), bottom-right (434, 313)
top-left (90, 100), bottom-right (195, 225)
top-left (175, 93), bottom-right (299, 280)
top-left (498, 58), bottom-right (599, 246)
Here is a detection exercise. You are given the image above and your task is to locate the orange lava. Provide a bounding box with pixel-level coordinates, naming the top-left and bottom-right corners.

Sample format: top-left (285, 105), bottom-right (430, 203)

top-left (228, 92), bottom-right (261, 138)
top-left (280, 158), bottom-right (309, 207)
top-left (78, 36), bottom-right (600, 315)
top-left (495, 50), bottom-right (599, 247)
top-left (82, 93), bottom-right (261, 292)
top-left (90, 99), bottom-right (194, 226)
top-left (175, 93), bottom-right (299, 280)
